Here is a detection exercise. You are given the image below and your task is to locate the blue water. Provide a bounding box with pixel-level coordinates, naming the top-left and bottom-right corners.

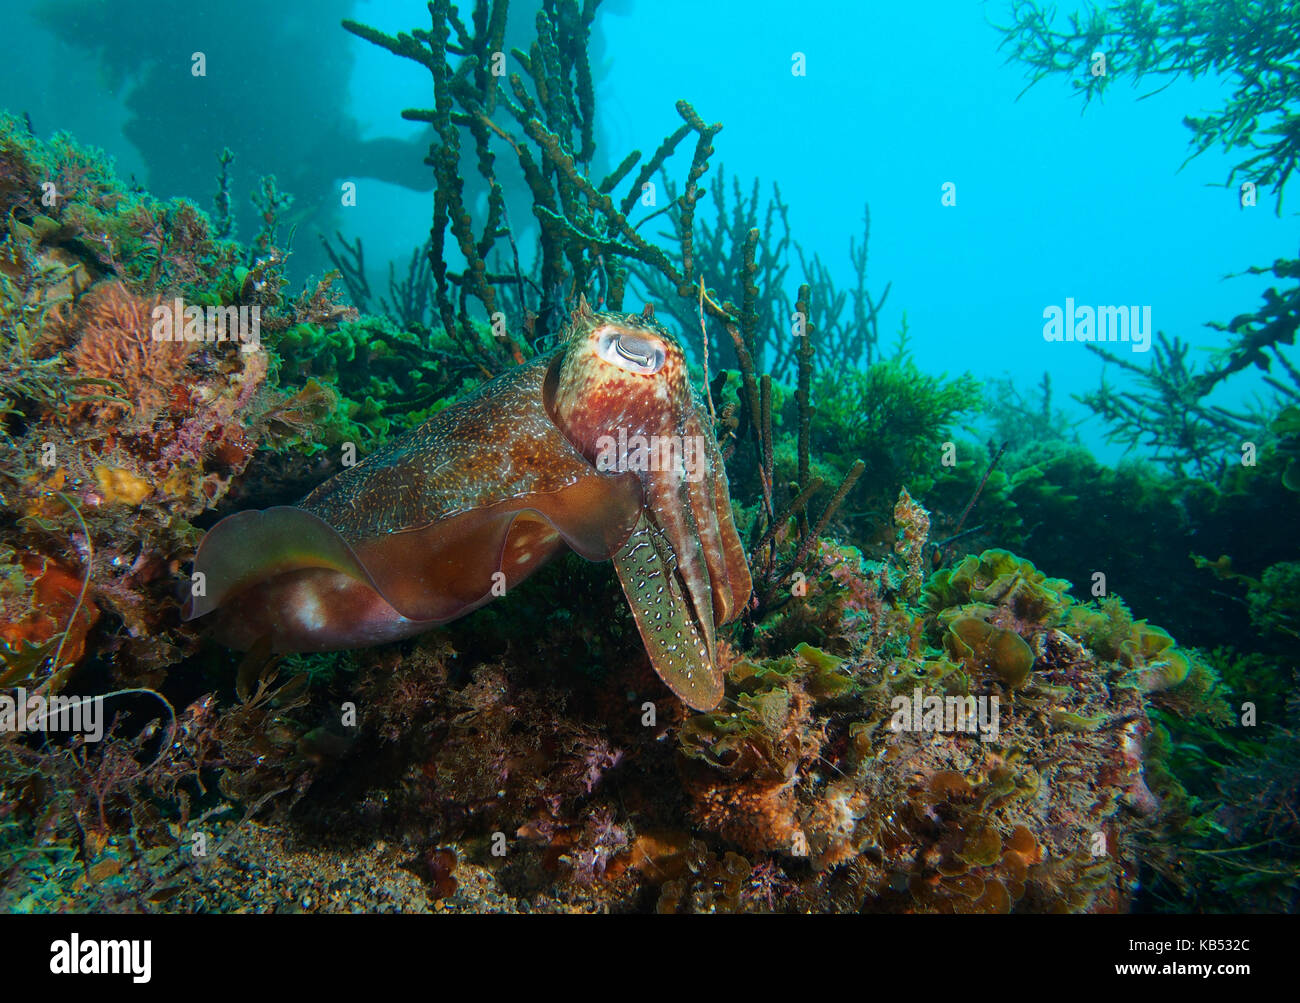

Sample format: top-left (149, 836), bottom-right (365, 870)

top-left (6, 0), bottom-right (1294, 459)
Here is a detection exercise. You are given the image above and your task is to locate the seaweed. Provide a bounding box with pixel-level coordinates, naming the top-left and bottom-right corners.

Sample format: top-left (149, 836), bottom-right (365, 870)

top-left (998, 1), bottom-right (1300, 475)
top-left (341, 0), bottom-right (733, 369)
top-left (998, 0), bottom-right (1300, 212)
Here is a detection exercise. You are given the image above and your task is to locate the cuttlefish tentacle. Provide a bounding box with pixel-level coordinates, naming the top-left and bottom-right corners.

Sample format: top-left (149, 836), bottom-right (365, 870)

top-left (185, 303), bottom-right (752, 710)
top-left (612, 513), bottom-right (720, 710)
top-left (549, 311), bottom-right (748, 678)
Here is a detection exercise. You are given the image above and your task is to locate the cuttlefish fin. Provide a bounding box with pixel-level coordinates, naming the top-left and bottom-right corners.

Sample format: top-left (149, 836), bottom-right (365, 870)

top-left (184, 473), bottom-right (647, 652)
top-left (181, 506), bottom-right (380, 621)
top-left (612, 513), bottom-right (723, 711)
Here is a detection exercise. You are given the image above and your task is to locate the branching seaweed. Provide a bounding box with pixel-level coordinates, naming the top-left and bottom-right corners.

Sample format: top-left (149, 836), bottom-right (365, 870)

top-left (998, 1), bottom-right (1300, 471)
top-left (997, 0), bottom-right (1300, 212)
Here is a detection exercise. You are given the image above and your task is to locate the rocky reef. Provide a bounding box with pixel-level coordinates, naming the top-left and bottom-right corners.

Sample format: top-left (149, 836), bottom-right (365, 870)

top-left (1, 0), bottom-right (1294, 914)
top-left (0, 112), bottom-right (354, 692)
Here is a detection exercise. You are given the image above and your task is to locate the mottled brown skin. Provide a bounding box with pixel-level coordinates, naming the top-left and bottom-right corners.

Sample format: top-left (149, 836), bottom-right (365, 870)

top-left (184, 303), bottom-right (752, 709)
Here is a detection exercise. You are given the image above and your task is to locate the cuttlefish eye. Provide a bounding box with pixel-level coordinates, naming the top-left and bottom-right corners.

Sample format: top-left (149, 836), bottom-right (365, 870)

top-left (595, 326), bottom-right (666, 375)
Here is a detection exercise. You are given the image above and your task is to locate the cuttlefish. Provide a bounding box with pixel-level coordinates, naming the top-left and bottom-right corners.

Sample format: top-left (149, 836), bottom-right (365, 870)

top-left (183, 302), bottom-right (752, 711)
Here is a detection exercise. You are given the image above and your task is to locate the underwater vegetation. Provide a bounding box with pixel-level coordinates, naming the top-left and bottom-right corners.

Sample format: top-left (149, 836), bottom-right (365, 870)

top-left (991, 0), bottom-right (1300, 910)
top-left (1002, 0), bottom-right (1300, 480)
top-left (0, 0), bottom-right (1295, 914)
top-left (0, 112), bottom-right (353, 692)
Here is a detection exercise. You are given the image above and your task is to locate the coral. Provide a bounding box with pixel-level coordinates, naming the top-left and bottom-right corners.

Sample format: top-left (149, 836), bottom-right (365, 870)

top-left (66, 281), bottom-right (189, 421)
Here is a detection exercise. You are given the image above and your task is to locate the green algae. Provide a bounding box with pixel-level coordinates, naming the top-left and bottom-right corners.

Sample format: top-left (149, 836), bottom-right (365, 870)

top-left (925, 549), bottom-right (1072, 626)
top-left (943, 614), bottom-right (1035, 689)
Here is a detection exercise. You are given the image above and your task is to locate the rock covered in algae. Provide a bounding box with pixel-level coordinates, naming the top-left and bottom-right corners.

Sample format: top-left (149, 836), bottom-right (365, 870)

top-left (0, 114), bottom-right (353, 688)
top-left (672, 516), bottom-right (1217, 912)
